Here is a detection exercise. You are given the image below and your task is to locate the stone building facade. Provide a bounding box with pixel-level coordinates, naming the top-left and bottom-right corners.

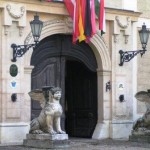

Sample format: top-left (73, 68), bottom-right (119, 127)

top-left (0, 0), bottom-right (149, 144)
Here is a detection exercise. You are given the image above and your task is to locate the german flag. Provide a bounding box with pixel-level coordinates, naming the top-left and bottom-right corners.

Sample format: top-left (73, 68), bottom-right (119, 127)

top-left (47, 0), bottom-right (105, 42)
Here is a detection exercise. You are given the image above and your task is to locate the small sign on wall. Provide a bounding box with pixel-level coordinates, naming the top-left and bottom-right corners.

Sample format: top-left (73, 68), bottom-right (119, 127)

top-left (10, 80), bottom-right (17, 89)
top-left (118, 82), bottom-right (124, 90)
top-left (10, 64), bottom-right (18, 77)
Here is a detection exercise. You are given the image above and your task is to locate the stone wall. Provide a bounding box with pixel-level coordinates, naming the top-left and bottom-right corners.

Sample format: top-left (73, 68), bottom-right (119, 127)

top-left (137, 0), bottom-right (150, 18)
top-left (137, 0), bottom-right (150, 114)
top-left (137, 32), bottom-right (150, 92)
top-left (137, 29), bottom-right (150, 114)
top-left (105, 0), bottom-right (122, 9)
top-left (106, 0), bottom-right (137, 11)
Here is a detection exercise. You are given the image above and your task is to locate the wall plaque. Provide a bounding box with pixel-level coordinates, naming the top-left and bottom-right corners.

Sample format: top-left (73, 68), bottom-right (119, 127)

top-left (10, 64), bottom-right (18, 77)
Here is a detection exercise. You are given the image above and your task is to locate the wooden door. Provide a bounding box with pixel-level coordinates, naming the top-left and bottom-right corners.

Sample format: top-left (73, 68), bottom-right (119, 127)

top-left (31, 57), bottom-right (65, 121)
top-left (31, 34), bottom-right (98, 137)
top-left (65, 60), bottom-right (97, 138)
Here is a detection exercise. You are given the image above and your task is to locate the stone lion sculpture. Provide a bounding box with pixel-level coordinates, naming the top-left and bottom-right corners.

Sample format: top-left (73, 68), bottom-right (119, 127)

top-left (28, 86), bottom-right (65, 134)
top-left (132, 91), bottom-right (150, 135)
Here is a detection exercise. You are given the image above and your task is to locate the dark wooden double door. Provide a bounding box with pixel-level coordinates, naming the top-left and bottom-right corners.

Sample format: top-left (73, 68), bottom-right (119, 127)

top-left (31, 35), bottom-right (97, 138)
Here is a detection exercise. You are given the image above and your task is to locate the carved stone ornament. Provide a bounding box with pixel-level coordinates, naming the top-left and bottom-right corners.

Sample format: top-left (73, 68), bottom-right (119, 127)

top-left (114, 34), bottom-right (119, 43)
top-left (64, 17), bottom-right (73, 33)
top-left (125, 35), bottom-right (129, 44)
top-left (115, 16), bottom-right (130, 29)
top-left (4, 25), bottom-right (9, 35)
top-left (6, 4), bottom-right (25, 19)
top-left (19, 26), bottom-right (24, 36)
top-left (131, 91), bottom-right (150, 136)
top-left (29, 86), bottom-right (66, 135)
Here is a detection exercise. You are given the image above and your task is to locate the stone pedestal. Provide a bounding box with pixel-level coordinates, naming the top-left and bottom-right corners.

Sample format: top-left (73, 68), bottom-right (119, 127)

top-left (129, 135), bottom-right (150, 143)
top-left (23, 134), bottom-right (69, 149)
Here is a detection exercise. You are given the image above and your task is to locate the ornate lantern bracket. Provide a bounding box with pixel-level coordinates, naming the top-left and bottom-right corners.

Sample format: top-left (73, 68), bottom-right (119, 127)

top-left (11, 14), bottom-right (43, 62)
top-left (119, 23), bottom-right (150, 66)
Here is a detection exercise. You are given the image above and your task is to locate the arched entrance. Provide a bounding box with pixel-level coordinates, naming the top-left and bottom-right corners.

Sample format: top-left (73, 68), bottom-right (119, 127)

top-left (30, 34), bottom-right (98, 138)
top-left (65, 60), bottom-right (97, 137)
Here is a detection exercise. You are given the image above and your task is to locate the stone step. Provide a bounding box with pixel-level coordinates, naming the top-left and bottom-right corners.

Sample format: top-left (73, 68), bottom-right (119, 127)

top-left (23, 133), bottom-right (70, 149)
top-left (26, 133), bottom-right (68, 140)
top-left (129, 135), bottom-right (150, 143)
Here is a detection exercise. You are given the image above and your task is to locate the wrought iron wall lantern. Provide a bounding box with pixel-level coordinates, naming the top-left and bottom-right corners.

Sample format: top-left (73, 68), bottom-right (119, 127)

top-left (11, 14), bottom-right (43, 62)
top-left (119, 23), bottom-right (150, 66)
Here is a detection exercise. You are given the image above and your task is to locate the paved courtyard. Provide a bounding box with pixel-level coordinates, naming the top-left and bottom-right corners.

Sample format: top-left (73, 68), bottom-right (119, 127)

top-left (0, 138), bottom-right (149, 150)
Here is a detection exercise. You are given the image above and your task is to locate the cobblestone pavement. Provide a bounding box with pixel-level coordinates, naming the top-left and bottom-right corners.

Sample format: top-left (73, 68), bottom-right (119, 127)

top-left (0, 138), bottom-right (150, 150)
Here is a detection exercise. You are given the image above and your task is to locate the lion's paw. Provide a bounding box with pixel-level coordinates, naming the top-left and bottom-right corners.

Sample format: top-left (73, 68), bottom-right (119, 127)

top-left (48, 130), bottom-right (57, 135)
top-left (31, 130), bottom-right (44, 134)
top-left (57, 130), bottom-right (66, 134)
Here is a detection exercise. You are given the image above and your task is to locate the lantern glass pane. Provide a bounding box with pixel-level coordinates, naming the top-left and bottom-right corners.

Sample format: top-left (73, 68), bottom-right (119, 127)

top-left (139, 24), bottom-right (150, 50)
top-left (30, 15), bottom-right (43, 43)
top-left (34, 24), bottom-right (40, 36)
top-left (140, 32), bottom-right (148, 44)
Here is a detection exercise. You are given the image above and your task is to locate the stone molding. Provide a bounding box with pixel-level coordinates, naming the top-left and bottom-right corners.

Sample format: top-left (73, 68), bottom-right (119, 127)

top-left (105, 7), bottom-right (141, 21)
top-left (90, 31), bottom-right (111, 71)
top-left (0, 122), bottom-right (29, 127)
top-left (113, 16), bottom-right (131, 44)
top-left (4, 25), bottom-right (9, 36)
top-left (97, 70), bottom-right (111, 76)
top-left (124, 35), bottom-right (129, 44)
top-left (3, 2), bottom-right (26, 36)
top-left (115, 16), bottom-right (130, 29)
top-left (114, 34), bottom-right (129, 44)
top-left (0, 123), bottom-right (29, 144)
top-left (24, 66), bottom-right (34, 74)
top-left (113, 34), bottom-right (119, 43)
top-left (105, 8), bottom-right (141, 45)
top-left (6, 4), bottom-right (25, 19)
top-left (114, 16), bottom-right (131, 35)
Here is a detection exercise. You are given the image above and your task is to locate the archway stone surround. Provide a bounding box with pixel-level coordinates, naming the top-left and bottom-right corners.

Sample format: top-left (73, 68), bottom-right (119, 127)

top-left (24, 18), bottom-right (111, 139)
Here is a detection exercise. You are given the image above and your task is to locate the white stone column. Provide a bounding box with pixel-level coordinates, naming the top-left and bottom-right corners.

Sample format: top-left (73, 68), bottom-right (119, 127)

top-left (92, 70), bottom-right (111, 139)
top-left (132, 22), bottom-right (138, 121)
top-left (23, 66), bottom-right (34, 122)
